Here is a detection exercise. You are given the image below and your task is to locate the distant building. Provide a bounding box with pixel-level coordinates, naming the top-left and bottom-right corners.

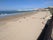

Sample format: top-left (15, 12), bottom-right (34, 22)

top-left (48, 6), bottom-right (53, 15)
top-left (36, 8), bottom-right (49, 11)
top-left (48, 6), bottom-right (53, 8)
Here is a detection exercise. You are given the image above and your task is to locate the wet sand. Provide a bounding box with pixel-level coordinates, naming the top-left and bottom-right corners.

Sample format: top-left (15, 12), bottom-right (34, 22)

top-left (0, 11), bottom-right (52, 40)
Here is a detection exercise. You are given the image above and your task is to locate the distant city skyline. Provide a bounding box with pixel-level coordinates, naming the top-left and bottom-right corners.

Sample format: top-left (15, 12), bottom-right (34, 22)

top-left (0, 0), bottom-right (53, 10)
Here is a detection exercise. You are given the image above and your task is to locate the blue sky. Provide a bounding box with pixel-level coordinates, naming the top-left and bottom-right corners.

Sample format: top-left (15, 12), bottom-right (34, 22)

top-left (0, 0), bottom-right (53, 10)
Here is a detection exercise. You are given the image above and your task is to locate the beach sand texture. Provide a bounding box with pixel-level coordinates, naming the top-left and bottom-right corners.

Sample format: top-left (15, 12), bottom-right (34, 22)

top-left (0, 11), bottom-right (51, 40)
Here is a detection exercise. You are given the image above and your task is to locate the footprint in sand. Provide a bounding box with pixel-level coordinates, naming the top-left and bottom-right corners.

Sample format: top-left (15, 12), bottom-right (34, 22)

top-left (19, 21), bottom-right (21, 23)
top-left (23, 17), bottom-right (26, 19)
top-left (41, 21), bottom-right (45, 25)
top-left (32, 17), bottom-right (36, 19)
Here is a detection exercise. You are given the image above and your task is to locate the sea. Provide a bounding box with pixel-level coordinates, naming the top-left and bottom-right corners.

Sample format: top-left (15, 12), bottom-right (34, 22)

top-left (0, 10), bottom-right (33, 18)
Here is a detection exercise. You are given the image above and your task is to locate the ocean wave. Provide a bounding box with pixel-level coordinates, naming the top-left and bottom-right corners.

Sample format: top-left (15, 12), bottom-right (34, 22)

top-left (0, 13), bottom-right (22, 18)
top-left (0, 13), bottom-right (8, 16)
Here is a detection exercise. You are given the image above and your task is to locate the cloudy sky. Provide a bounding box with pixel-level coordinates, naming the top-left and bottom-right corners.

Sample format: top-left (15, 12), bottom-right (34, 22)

top-left (0, 0), bottom-right (53, 10)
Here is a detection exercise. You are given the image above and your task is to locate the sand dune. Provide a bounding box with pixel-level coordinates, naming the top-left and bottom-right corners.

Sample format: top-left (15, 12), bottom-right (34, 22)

top-left (0, 11), bottom-right (52, 40)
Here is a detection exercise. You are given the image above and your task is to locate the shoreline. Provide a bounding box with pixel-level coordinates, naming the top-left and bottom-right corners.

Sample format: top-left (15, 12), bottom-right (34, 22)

top-left (0, 11), bottom-right (52, 40)
top-left (0, 11), bottom-right (36, 22)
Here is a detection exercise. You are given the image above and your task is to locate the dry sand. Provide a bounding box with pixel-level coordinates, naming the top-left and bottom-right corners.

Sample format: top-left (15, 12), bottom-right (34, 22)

top-left (0, 11), bottom-right (52, 40)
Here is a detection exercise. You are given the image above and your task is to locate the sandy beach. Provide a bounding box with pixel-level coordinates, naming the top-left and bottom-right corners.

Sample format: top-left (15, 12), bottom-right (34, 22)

top-left (0, 11), bottom-right (52, 40)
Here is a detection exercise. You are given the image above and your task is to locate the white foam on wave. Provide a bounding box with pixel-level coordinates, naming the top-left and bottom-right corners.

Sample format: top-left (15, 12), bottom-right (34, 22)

top-left (0, 13), bottom-right (22, 18)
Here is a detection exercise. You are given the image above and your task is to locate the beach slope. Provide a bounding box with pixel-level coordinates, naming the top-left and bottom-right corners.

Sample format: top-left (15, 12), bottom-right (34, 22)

top-left (0, 11), bottom-right (51, 40)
